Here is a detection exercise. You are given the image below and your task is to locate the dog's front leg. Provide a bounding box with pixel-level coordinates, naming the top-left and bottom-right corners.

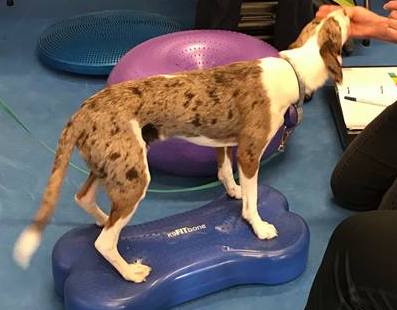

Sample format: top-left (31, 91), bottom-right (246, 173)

top-left (216, 147), bottom-right (241, 199)
top-left (237, 134), bottom-right (277, 240)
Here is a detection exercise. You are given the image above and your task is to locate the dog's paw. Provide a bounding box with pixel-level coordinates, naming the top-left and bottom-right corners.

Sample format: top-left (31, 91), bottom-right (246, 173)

top-left (252, 221), bottom-right (278, 240)
top-left (227, 185), bottom-right (242, 200)
top-left (123, 262), bottom-right (152, 283)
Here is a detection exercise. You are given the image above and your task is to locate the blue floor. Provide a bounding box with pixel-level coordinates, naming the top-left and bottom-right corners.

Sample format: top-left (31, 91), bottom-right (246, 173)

top-left (1, 1), bottom-right (397, 309)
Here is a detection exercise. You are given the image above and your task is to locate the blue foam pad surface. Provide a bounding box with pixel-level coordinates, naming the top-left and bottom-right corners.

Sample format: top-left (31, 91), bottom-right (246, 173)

top-left (52, 185), bottom-right (310, 310)
top-left (37, 10), bottom-right (183, 75)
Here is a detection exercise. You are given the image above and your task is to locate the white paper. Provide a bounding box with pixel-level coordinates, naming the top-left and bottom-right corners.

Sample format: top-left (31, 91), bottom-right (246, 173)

top-left (336, 67), bottom-right (397, 130)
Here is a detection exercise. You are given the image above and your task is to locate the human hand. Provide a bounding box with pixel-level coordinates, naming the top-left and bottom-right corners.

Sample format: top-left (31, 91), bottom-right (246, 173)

top-left (384, 1), bottom-right (397, 41)
top-left (384, 1), bottom-right (397, 19)
top-left (316, 5), bottom-right (389, 40)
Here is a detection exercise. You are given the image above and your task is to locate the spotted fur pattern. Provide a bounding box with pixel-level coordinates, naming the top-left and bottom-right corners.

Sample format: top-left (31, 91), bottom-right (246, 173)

top-left (13, 9), bottom-right (350, 282)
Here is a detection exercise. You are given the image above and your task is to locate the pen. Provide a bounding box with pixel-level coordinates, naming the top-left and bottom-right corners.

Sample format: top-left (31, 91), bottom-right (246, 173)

top-left (344, 96), bottom-right (388, 108)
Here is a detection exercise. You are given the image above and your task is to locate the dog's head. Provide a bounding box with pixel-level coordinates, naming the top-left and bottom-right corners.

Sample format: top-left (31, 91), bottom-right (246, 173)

top-left (289, 9), bottom-right (350, 84)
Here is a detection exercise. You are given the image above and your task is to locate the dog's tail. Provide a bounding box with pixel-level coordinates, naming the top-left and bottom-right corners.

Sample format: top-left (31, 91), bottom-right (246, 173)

top-left (13, 116), bottom-right (81, 268)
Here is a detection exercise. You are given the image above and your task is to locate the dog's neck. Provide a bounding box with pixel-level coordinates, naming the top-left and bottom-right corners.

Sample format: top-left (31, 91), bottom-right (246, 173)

top-left (279, 39), bottom-right (331, 95)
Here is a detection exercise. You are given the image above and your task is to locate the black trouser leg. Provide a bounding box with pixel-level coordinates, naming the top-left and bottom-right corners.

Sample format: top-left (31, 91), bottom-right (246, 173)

top-left (305, 211), bottom-right (397, 309)
top-left (331, 101), bottom-right (397, 211)
top-left (307, 102), bottom-right (397, 309)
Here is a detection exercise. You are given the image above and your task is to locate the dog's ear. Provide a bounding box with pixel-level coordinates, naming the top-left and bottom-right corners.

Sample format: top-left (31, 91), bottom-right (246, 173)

top-left (289, 18), bottom-right (321, 49)
top-left (318, 17), bottom-right (343, 84)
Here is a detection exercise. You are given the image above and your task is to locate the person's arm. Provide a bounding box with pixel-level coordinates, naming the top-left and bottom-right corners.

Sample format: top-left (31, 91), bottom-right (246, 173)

top-left (316, 3), bottom-right (397, 43)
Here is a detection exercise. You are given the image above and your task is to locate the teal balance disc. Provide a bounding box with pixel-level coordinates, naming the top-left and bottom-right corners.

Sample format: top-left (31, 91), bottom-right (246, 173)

top-left (37, 10), bottom-right (184, 75)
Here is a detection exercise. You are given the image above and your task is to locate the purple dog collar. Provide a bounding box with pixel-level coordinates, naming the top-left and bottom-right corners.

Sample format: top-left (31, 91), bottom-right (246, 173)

top-left (281, 56), bottom-right (305, 126)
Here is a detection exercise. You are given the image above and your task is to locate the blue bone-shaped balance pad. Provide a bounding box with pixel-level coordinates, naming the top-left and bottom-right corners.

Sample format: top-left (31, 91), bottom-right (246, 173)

top-left (52, 185), bottom-right (310, 310)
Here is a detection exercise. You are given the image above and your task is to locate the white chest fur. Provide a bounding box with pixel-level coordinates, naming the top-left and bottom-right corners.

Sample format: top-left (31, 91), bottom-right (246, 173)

top-left (258, 57), bottom-right (300, 126)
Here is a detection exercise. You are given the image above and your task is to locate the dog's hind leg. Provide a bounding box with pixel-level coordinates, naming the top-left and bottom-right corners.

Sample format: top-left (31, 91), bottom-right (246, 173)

top-left (216, 147), bottom-right (241, 199)
top-left (75, 172), bottom-right (108, 227)
top-left (94, 120), bottom-right (151, 283)
top-left (237, 127), bottom-right (278, 240)
top-left (95, 191), bottom-right (151, 283)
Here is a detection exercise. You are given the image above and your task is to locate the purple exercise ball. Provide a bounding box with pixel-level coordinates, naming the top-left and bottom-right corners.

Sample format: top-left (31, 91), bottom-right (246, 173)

top-left (108, 30), bottom-right (279, 177)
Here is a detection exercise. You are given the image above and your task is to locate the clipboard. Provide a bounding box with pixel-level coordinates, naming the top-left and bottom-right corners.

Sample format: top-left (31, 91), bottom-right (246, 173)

top-left (329, 65), bottom-right (397, 149)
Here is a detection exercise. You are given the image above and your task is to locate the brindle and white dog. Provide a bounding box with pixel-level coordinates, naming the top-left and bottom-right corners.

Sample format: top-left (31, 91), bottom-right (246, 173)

top-left (14, 10), bottom-right (350, 283)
